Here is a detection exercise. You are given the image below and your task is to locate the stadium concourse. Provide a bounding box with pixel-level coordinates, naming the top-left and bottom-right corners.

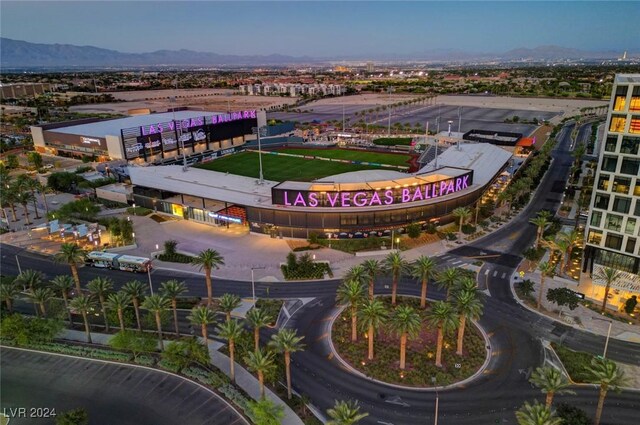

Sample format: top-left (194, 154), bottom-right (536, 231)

top-left (129, 141), bottom-right (512, 239)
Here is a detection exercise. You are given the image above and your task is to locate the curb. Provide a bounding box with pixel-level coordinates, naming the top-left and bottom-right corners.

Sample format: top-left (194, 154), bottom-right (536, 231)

top-left (0, 344), bottom-right (251, 424)
top-left (326, 296), bottom-right (493, 392)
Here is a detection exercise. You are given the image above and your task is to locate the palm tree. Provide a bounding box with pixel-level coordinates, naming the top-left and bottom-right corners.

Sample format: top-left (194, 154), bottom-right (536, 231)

top-left (383, 251), bottom-right (408, 306)
top-left (427, 301), bottom-right (459, 367)
top-left (246, 307), bottom-right (273, 352)
top-left (436, 267), bottom-right (462, 300)
top-left (452, 206), bottom-right (472, 233)
top-left (219, 293), bottom-right (241, 322)
top-left (529, 366), bottom-right (574, 408)
top-left (50, 275), bottom-right (75, 324)
top-left (358, 299), bottom-right (388, 361)
top-left (557, 230), bottom-right (582, 274)
top-left (217, 319), bottom-right (244, 382)
top-left (142, 294), bottom-right (171, 350)
top-left (389, 305), bottom-right (422, 370)
top-left (587, 357), bottom-right (629, 425)
top-left (106, 292), bottom-right (131, 332)
top-left (244, 348), bottom-right (276, 399)
top-left (336, 280), bottom-right (366, 342)
top-left (159, 280), bottom-right (188, 334)
top-left (530, 210), bottom-right (552, 249)
top-left (53, 243), bottom-right (86, 292)
top-left (326, 400), bottom-right (369, 425)
top-left (191, 249), bottom-right (225, 306)
top-left (269, 328), bottom-right (305, 400)
top-left (28, 287), bottom-right (54, 317)
top-left (410, 255), bottom-right (437, 308)
top-left (453, 287), bottom-right (483, 356)
top-left (122, 280), bottom-right (147, 331)
top-left (69, 295), bottom-right (96, 343)
top-left (188, 305), bottom-right (217, 346)
top-left (0, 281), bottom-right (21, 313)
top-left (14, 186), bottom-right (34, 225)
top-left (15, 269), bottom-right (45, 292)
top-left (344, 265), bottom-right (368, 294)
top-left (593, 267), bottom-right (621, 313)
top-left (87, 277), bottom-right (114, 332)
top-left (515, 401), bottom-right (562, 425)
top-left (537, 261), bottom-right (555, 311)
top-left (361, 259), bottom-right (383, 299)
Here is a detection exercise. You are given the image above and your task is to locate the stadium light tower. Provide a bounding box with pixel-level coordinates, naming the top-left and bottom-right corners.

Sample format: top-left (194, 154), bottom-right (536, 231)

top-left (252, 126), bottom-right (268, 184)
top-left (457, 106), bottom-right (462, 133)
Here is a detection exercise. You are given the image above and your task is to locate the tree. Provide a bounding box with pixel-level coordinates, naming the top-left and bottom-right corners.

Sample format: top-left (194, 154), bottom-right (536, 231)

top-left (529, 366), bottom-right (574, 408)
top-left (15, 269), bottom-right (45, 292)
top-left (50, 275), bottom-right (75, 324)
top-left (361, 259), bottom-right (382, 300)
top-left (13, 179), bottom-right (34, 225)
top-left (246, 307), bottom-right (273, 352)
top-left (427, 301), bottom-right (459, 367)
top-left (142, 294), bottom-right (171, 350)
top-left (411, 255), bottom-right (437, 309)
top-left (269, 328), bottom-right (305, 400)
top-left (436, 267), bottom-right (461, 300)
top-left (556, 230), bottom-right (582, 273)
top-left (27, 287), bottom-right (54, 317)
top-left (69, 295), bottom-right (96, 343)
top-left (537, 262), bottom-right (555, 311)
top-left (53, 243), bottom-right (86, 292)
top-left (344, 265), bottom-right (368, 293)
top-left (453, 287), bottom-right (483, 356)
top-left (191, 249), bottom-right (225, 306)
top-left (452, 207), bottom-right (472, 233)
top-left (586, 357), bottom-right (629, 425)
top-left (27, 151), bottom-right (43, 170)
top-left (336, 279), bottom-right (365, 342)
top-left (546, 288), bottom-right (580, 316)
top-left (358, 298), bottom-right (387, 361)
top-left (109, 330), bottom-right (157, 360)
top-left (519, 279), bottom-right (535, 298)
top-left (219, 293), bottom-right (241, 322)
top-left (55, 408), bottom-right (89, 425)
top-left (515, 400), bottom-right (562, 425)
top-left (162, 337), bottom-right (209, 371)
top-left (159, 280), bottom-right (188, 334)
top-left (383, 251), bottom-right (408, 306)
top-left (247, 398), bottom-right (285, 425)
top-left (217, 319), bottom-right (244, 382)
top-left (122, 280), bottom-right (147, 331)
top-left (530, 210), bottom-right (553, 249)
top-left (0, 281), bottom-right (21, 313)
top-left (389, 305), bottom-right (422, 370)
top-left (87, 277), bottom-right (114, 332)
top-left (106, 292), bottom-right (132, 332)
top-left (593, 267), bottom-right (621, 313)
top-left (326, 400), bottom-right (369, 425)
top-left (244, 348), bottom-right (276, 399)
top-left (554, 403), bottom-right (590, 425)
top-left (187, 306), bottom-right (217, 346)
top-left (624, 295), bottom-right (637, 315)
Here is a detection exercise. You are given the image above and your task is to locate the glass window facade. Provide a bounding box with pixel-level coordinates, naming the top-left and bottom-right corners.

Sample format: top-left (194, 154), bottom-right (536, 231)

top-left (590, 211), bottom-right (602, 227)
top-left (620, 158), bottom-right (640, 175)
top-left (605, 214), bottom-right (623, 232)
top-left (612, 176), bottom-right (631, 194)
top-left (605, 234), bottom-right (623, 250)
top-left (620, 136), bottom-right (640, 154)
top-left (613, 196), bottom-right (632, 214)
top-left (598, 175), bottom-right (610, 190)
top-left (609, 115), bottom-right (627, 132)
top-left (626, 217), bottom-right (637, 235)
top-left (601, 156), bottom-right (618, 172)
top-left (594, 193), bottom-right (610, 209)
top-left (604, 136), bottom-right (618, 152)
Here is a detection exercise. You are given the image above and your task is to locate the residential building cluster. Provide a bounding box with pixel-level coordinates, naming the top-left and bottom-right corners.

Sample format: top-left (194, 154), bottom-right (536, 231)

top-left (238, 83), bottom-right (346, 97)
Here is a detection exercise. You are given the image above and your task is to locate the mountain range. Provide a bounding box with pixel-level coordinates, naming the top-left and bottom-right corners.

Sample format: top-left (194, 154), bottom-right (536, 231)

top-left (0, 38), bottom-right (633, 68)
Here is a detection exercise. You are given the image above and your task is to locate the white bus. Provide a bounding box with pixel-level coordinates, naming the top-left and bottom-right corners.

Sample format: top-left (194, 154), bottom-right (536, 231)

top-left (85, 251), bottom-right (152, 273)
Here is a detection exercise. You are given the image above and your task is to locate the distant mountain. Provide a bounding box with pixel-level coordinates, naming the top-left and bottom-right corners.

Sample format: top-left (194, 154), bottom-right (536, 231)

top-left (0, 38), bottom-right (634, 69)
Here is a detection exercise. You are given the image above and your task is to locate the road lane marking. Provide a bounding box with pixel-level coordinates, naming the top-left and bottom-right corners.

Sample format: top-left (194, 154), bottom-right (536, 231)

top-left (484, 269), bottom-right (490, 275)
top-left (493, 271), bottom-right (498, 277)
top-left (451, 260), bottom-right (462, 265)
top-left (501, 272), bottom-right (506, 279)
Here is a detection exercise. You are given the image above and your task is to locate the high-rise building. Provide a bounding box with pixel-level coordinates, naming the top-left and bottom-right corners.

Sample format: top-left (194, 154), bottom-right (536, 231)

top-left (581, 74), bottom-right (640, 309)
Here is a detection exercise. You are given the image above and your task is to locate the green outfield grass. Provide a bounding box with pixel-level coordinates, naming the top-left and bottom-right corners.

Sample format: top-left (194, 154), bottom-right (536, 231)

top-left (276, 148), bottom-right (412, 166)
top-left (194, 151), bottom-right (379, 182)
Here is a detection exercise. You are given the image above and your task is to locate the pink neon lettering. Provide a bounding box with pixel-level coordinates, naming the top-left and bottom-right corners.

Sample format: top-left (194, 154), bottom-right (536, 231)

top-left (293, 192), bottom-right (307, 207)
top-left (384, 190), bottom-right (394, 205)
top-left (401, 188), bottom-right (411, 203)
top-left (462, 175), bottom-right (469, 188)
top-left (308, 193), bottom-right (318, 207)
top-left (341, 192), bottom-right (351, 207)
top-left (412, 187), bottom-right (424, 202)
top-left (370, 192), bottom-right (382, 206)
top-left (284, 192), bottom-right (292, 206)
top-left (353, 192), bottom-right (368, 207)
top-left (455, 177), bottom-right (462, 192)
top-left (440, 181), bottom-right (448, 195)
top-left (446, 180), bottom-right (455, 194)
top-left (327, 193), bottom-right (340, 207)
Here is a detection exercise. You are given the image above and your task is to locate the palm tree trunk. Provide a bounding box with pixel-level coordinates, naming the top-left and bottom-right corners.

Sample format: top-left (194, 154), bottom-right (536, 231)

top-left (205, 268), bottom-right (213, 306)
top-left (226, 312), bottom-right (231, 323)
top-left (436, 327), bottom-right (444, 367)
top-left (10, 204), bottom-right (17, 221)
top-left (456, 315), bottom-right (466, 356)
top-left (70, 265), bottom-right (81, 292)
top-left (133, 298), bottom-right (142, 331)
top-left (399, 333), bottom-right (407, 369)
top-left (254, 328), bottom-right (260, 352)
top-left (351, 305), bottom-right (357, 342)
top-left (536, 228), bottom-right (542, 248)
top-left (565, 247), bottom-right (573, 273)
top-left (594, 388), bottom-right (607, 425)
top-left (545, 391), bottom-right (554, 408)
top-left (6, 299), bottom-right (13, 313)
top-left (22, 203), bottom-right (31, 225)
top-left (537, 276), bottom-right (545, 310)
top-left (62, 293), bottom-right (72, 324)
top-left (201, 323), bottom-right (209, 345)
top-left (285, 352), bottom-right (292, 399)
top-left (458, 219), bottom-right (463, 234)
top-left (172, 300), bottom-right (179, 334)
top-left (100, 296), bottom-right (110, 331)
top-left (601, 283), bottom-right (611, 313)
top-left (368, 325), bottom-right (374, 360)
top-left (229, 341), bottom-right (236, 382)
top-left (42, 191), bottom-right (49, 218)
top-left (369, 277), bottom-right (374, 300)
top-left (258, 371), bottom-right (265, 399)
top-left (40, 302), bottom-right (47, 317)
top-left (118, 308), bottom-right (125, 332)
top-left (82, 312), bottom-right (92, 343)
top-left (155, 312), bottom-right (164, 350)
top-left (31, 194), bottom-right (40, 219)
top-left (420, 278), bottom-right (427, 309)
top-left (392, 274), bottom-right (398, 306)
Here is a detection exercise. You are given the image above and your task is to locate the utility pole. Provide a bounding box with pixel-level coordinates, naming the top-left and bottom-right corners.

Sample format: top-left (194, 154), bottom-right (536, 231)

top-left (458, 106), bottom-right (462, 133)
top-left (388, 107), bottom-right (391, 135)
top-left (252, 126), bottom-right (267, 184)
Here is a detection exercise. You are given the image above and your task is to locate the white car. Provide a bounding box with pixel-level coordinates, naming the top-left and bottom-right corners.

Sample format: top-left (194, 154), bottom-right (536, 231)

top-left (43, 164), bottom-right (54, 170)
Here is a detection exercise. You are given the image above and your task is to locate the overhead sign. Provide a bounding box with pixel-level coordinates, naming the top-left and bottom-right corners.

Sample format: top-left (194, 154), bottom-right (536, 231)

top-left (140, 110), bottom-right (257, 136)
top-left (81, 137), bottom-right (102, 145)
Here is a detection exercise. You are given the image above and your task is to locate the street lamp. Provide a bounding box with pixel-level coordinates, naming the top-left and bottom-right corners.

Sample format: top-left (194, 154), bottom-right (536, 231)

top-left (432, 377), bottom-right (439, 425)
top-left (252, 126), bottom-right (267, 184)
top-left (593, 316), bottom-right (613, 358)
top-left (250, 266), bottom-right (266, 302)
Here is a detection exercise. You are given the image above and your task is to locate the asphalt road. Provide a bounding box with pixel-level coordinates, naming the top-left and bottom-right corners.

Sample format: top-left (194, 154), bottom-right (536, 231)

top-left (0, 347), bottom-right (248, 425)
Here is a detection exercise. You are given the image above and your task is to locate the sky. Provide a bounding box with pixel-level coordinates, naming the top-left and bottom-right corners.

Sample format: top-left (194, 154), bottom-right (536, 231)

top-left (1, 1), bottom-right (639, 57)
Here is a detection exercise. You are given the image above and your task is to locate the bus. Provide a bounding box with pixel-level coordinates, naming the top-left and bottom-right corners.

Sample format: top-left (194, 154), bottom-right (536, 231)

top-left (86, 251), bottom-right (152, 273)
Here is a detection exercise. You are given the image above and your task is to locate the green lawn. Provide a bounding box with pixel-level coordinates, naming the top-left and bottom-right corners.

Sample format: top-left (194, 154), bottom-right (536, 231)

top-left (372, 137), bottom-right (413, 146)
top-left (276, 148), bottom-right (412, 167)
top-left (194, 152), bottom-right (379, 182)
